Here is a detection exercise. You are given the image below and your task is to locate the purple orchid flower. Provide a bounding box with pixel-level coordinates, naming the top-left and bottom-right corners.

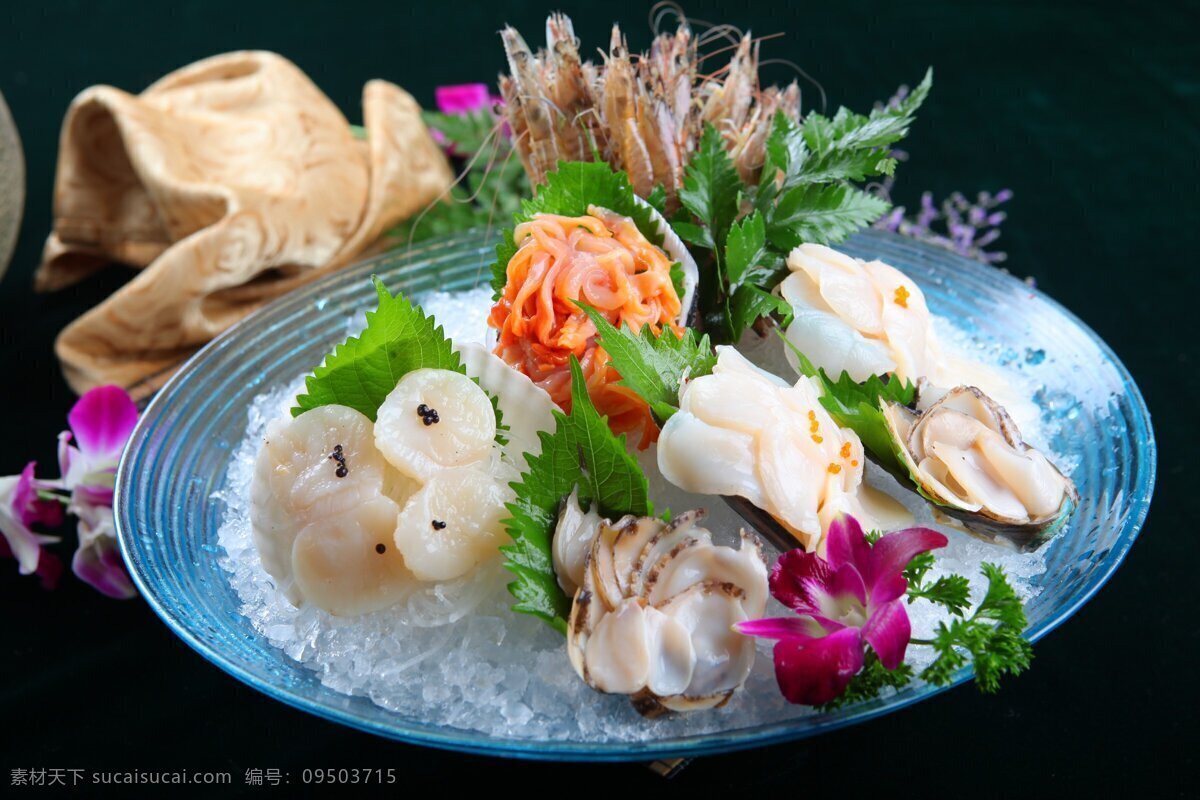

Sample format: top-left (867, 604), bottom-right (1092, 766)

top-left (736, 515), bottom-right (947, 706)
top-left (71, 502), bottom-right (135, 599)
top-left (435, 83), bottom-right (500, 115)
top-left (57, 385), bottom-right (139, 507)
top-left (56, 385), bottom-right (139, 598)
top-left (0, 462), bottom-right (63, 582)
top-left (431, 83), bottom-right (507, 153)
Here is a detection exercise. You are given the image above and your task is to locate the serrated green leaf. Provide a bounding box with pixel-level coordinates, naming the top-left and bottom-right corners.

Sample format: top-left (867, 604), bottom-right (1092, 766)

top-left (672, 220), bottom-right (714, 249)
top-left (390, 112), bottom-right (530, 248)
top-left (500, 356), bottom-right (653, 632)
top-left (729, 284), bottom-right (789, 338)
top-left (421, 109), bottom-right (494, 155)
top-left (725, 211), bottom-right (770, 288)
top-left (577, 301), bottom-right (716, 421)
top-left (838, 68), bottom-right (933, 151)
top-left (292, 277), bottom-right (462, 420)
top-left (767, 183), bottom-right (891, 251)
top-left (679, 125), bottom-right (741, 267)
top-left (765, 111), bottom-right (809, 183)
top-left (646, 183), bottom-right (668, 214)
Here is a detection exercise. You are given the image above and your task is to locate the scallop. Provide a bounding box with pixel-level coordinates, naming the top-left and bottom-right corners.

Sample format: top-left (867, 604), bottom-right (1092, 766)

top-left (375, 368), bottom-right (497, 480)
top-left (393, 468), bottom-right (512, 582)
top-left (249, 404), bottom-right (393, 603)
top-left (780, 244), bottom-right (941, 386)
top-left (564, 510), bottom-right (768, 716)
top-left (259, 404), bottom-right (389, 521)
top-left (291, 495), bottom-right (415, 616)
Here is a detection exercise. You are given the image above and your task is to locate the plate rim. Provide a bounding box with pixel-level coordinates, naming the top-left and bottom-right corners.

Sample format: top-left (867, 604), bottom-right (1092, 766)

top-left (115, 228), bottom-right (1157, 761)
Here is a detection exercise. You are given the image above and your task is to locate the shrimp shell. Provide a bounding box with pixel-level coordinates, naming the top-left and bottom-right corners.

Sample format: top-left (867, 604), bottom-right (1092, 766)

top-left (498, 14), bottom-right (792, 200)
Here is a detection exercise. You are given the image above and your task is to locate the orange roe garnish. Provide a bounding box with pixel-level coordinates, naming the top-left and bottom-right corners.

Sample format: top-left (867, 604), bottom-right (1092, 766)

top-left (894, 285), bottom-right (910, 308)
top-left (839, 442), bottom-right (852, 459)
top-left (827, 463), bottom-right (842, 475)
top-left (489, 209), bottom-right (682, 450)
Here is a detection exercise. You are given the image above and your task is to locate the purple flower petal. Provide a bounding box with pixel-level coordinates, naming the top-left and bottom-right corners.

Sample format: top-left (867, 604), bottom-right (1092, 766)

top-left (734, 615), bottom-right (825, 641)
top-left (435, 83), bottom-right (491, 115)
top-left (14, 462), bottom-right (65, 528)
top-left (35, 549), bottom-right (63, 590)
top-left (830, 562), bottom-right (868, 606)
top-left (864, 526), bottom-right (948, 604)
top-left (0, 473), bottom-right (60, 575)
top-left (824, 514), bottom-right (872, 572)
top-left (772, 627), bottom-right (865, 706)
top-left (862, 600), bottom-right (911, 669)
top-left (72, 508), bottom-right (136, 599)
top-left (72, 539), bottom-right (136, 599)
top-left (67, 385), bottom-right (138, 461)
top-left (769, 548), bottom-right (833, 613)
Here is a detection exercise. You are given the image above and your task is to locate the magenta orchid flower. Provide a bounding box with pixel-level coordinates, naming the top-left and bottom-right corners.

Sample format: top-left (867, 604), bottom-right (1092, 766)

top-left (735, 514), bottom-right (948, 706)
top-left (431, 83), bottom-right (507, 153)
top-left (71, 502), bottom-right (135, 599)
top-left (435, 83), bottom-right (501, 115)
top-left (0, 462), bottom-right (63, 581)
top-left (57, 385), bottom-right (139, 598)
top-left (57, 384), bottom-right (139, 507)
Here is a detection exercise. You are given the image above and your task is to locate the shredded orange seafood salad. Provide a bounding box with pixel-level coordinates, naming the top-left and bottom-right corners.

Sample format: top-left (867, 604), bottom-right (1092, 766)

top-left (488, 206), bottom-right (683, 449)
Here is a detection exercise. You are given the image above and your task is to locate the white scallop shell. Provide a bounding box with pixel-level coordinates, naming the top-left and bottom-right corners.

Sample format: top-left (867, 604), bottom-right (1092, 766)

top-left (456, 341), bottom-right (558, 463)
top-left (632, 194), bottom-right (699, 325)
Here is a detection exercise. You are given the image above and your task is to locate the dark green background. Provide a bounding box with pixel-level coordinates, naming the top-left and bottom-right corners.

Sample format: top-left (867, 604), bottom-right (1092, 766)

top-left (2, 1), bottom-right (1196, 795)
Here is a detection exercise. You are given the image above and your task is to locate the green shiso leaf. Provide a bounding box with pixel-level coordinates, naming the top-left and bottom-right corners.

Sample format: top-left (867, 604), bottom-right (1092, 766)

top-left (500, 356), bottom-right (653, 633)
top-left (576, 301), bottom-right (717, 423)
top-left (292, 277), bottom-right (462, 420)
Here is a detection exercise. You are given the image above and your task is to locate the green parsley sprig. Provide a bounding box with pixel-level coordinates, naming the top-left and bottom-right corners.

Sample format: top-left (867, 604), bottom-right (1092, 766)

top-left (829, 543), bottom-right (1032, 705)
top-left (918, 563), bottom-right (1034, 692)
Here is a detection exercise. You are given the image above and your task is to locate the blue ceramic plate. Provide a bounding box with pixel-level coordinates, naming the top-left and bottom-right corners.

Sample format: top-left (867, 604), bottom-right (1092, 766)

top-left (115, 230), bottom-right (1155, 761)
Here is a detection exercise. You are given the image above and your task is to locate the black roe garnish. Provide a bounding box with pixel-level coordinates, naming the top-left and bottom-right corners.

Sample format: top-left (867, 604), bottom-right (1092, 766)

top-left (416, 404), bottom-right (440, 426)
top-left (329, 443), bottom-right (349, 477)
top-left (375, 543), bottom-right (387, 554)
top-left (431, 519), bottom-right (447, 530)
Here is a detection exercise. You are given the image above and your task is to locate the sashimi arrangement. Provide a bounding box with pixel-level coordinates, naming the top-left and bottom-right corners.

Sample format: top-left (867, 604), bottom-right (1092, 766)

top-left (228, 12), bottom-right (1079, 725)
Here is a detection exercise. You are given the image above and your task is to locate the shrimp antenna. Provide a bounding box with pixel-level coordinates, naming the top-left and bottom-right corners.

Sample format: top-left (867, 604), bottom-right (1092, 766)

top-left (400, 114), bottom-right (509, 258)
top-left (758, 58), bottom-right (827, 114)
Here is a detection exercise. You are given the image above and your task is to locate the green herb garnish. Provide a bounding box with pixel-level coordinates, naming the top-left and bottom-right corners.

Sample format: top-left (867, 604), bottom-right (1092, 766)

top-left (676, 70), bottom-right (932, 343)
top-left (500, 357), bottom-right (653, 632)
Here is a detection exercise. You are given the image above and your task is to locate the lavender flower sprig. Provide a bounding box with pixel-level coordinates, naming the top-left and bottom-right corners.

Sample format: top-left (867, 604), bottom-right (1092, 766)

top-left (876, 189), bottom-right (1012, 265)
